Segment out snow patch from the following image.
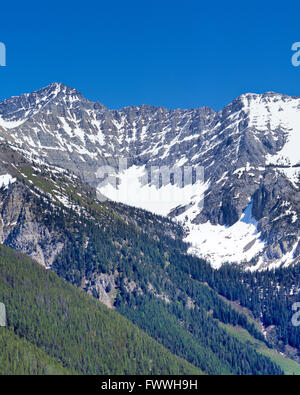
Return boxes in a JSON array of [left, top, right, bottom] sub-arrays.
[[97, 165, 208, 218], [185, 202, 265, 269], [0, 174, 16, 189], [0, 117, 26, 129]]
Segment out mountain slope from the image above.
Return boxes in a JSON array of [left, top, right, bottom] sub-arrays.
[[0, 243, 202, 375], [0, 328, 74, 375], [0, 153, 287, 374], [0, 84, 298, 269], [0, 85, 299, 375]]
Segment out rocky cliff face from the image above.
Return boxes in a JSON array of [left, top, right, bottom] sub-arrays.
[[0, 182, 64, 267], [0, 84, 299, 269]]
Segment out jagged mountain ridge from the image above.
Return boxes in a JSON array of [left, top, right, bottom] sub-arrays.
[[0, 83, 299, 269]]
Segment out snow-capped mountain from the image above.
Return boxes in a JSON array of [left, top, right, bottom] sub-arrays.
[[0, 83, 299, 269]]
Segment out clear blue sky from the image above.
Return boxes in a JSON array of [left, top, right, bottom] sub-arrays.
[[1, 0, 300, 110]]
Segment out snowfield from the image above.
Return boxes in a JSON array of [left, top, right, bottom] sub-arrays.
[[184, 202, 265, 269], [0, 174, 16, 189]]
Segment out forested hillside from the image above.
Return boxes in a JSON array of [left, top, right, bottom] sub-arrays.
[[185, 260, 300, 356], [0, 153, 298, 375], [51, 210, 284, 374], [0, 329, 74, 375], [0, 244, 202, 375]]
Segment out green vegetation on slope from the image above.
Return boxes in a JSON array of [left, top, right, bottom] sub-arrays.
[[0, 244, 201, 375], [183, 259, 300, 361], [219, 323, 300, 376], [0, 328, 74, 375], [0, 154, 292, 375], [48, 200, 283, 374]]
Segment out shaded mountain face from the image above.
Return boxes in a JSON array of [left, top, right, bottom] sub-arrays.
[[0, 83, 299, 269]]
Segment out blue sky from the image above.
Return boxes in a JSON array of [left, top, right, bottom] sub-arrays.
[[0, 0, 300, 110]]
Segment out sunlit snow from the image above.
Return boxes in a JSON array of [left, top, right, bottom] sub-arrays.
[[184, 202, 265, 269], [0, 174, 16, 189], [97, 165, 208, 218]]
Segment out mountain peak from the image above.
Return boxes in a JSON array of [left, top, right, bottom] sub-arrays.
[[34, 82, 83, 100], [234, 91, 300, 106], [0, 84, 298, 271]]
